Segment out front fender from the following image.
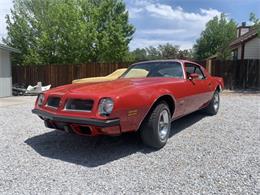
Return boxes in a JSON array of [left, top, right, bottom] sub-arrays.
[[114, 88, 176, 132]]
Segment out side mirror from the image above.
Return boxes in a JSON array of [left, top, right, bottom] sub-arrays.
[[188, 73, 199, 80]]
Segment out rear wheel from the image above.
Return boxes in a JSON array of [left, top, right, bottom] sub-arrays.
[[140, 102, 171, 149], [204, 90, 220, 115]]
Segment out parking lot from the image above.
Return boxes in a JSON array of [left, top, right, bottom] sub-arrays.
[[0, 92, 259, 194]]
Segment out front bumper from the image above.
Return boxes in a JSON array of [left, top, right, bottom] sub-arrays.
[[32, 109, 121, 136], [32, 109, 120, 127]]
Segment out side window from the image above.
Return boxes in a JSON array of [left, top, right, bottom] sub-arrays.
[[194, 67, 205, 79], [185, 63, 205, 80], [185, 65, 195, 76]]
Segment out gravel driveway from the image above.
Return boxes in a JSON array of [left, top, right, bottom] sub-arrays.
[[0, 93, 259, 194]]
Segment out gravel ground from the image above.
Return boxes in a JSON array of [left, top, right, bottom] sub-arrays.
[[0, 93, 259, 194]]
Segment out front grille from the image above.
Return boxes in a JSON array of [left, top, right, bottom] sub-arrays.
[[65, 99, 94, 112], [47, 97, 61, 108]]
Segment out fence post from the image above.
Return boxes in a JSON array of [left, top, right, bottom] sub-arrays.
[[206, 59, 212, 74]]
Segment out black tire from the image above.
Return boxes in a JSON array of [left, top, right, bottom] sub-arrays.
[[204, 90, 220, 115], [140, 102, 171, 149]]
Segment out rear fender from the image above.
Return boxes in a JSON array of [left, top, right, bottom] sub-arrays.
[[213, 76, 224, 91]]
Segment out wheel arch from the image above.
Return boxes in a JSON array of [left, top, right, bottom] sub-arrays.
[[151, 95, 175, 117], [215, 85, 222, 92], [137, 94, 176, 130]]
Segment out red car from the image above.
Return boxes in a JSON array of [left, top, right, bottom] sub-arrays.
[[32, 60, 224, 148]]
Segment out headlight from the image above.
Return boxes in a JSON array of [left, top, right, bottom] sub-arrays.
[[37, 94, 45, 106], [98, 98, 114, 116]]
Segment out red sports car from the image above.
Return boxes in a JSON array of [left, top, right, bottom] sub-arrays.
[[32, 60, 224, 148]]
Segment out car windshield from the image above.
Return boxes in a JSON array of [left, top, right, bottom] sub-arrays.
[[121, 61, 184, 79]]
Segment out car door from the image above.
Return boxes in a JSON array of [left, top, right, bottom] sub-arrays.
[[183, 63, 211, 114]]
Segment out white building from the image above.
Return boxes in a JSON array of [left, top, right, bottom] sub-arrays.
[[0, 44, 20, 97], [230, 23, 260, 60]]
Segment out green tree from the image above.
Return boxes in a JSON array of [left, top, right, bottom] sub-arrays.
[[3, 0, 134, 65], [158, 43, 179, 59], [130, 43, 193, 62], [193, 13, 237, 60], [249, 12, 260, 37], [131, 48, 147, 61], [177, 49, 193, 59], [93, 0, 135, 63], [146, 46, 161, 60]]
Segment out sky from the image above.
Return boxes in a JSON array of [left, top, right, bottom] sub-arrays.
[[0, 0, 259, 50]]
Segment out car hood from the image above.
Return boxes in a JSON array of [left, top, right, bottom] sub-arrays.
[[47, 77, 181, 97]]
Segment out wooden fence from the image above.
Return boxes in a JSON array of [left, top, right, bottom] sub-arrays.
[[12, 63, 130, 87], [12, 60, 260, 90], [210, 60, 260, 90]]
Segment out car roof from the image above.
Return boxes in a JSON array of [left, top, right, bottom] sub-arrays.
[[132, 59, 204, 68]]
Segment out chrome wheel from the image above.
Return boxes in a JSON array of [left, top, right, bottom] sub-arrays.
[[213, 92, 219, 111], [140, 102, 171, 149], [158, 109, 170, 140]]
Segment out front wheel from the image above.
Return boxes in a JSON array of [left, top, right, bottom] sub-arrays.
[[204, 90, 220, 115], [140, 102, 171, 149]]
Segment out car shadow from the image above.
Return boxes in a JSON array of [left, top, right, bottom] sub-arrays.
[[170, 111, 206, 137], [25, 111, 206, 167]]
